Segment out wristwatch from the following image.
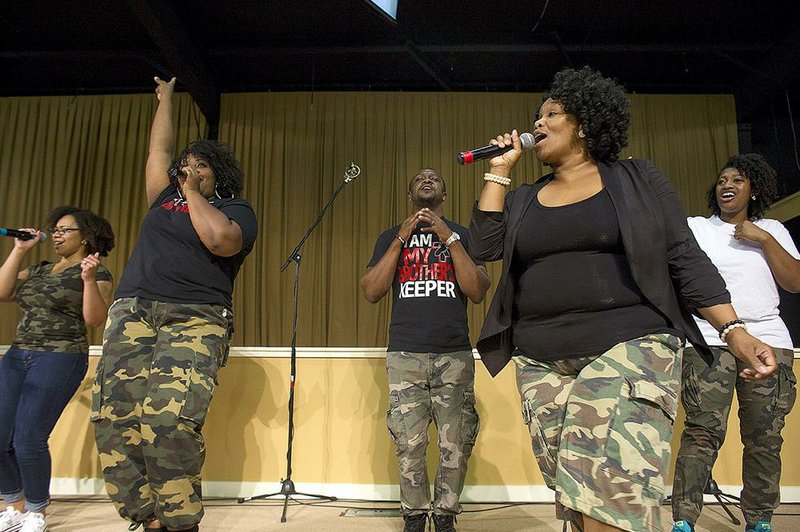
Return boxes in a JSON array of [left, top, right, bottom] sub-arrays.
[[444, 232, 461, 248]]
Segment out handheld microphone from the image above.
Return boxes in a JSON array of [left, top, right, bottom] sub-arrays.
[[457, 132, 535, 165], [0, 228, 47, 241]]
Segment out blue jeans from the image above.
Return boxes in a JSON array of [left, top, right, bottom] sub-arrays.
[[0, 347, 88, 512]]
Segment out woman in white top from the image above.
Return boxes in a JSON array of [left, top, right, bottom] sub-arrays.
[[671, 153, 800, 532]]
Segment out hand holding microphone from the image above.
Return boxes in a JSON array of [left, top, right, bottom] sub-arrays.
[[457, 130, 534, 165], [0, 228, 47, 242]]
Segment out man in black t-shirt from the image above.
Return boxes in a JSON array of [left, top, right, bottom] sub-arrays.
[[361, 168, 490, 532]]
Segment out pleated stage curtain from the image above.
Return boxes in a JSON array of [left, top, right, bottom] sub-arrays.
[[0, 93, 205, 345], [218, 91, 738, 347], [0, 91, 737, 348]]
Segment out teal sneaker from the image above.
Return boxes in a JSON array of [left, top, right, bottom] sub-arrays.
[[672, 520, 694, 532], [746, 521, 772, 532]]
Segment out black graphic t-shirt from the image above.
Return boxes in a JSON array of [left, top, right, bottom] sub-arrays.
[[368, 220, 477, 353], [116, 186, 258, 307]]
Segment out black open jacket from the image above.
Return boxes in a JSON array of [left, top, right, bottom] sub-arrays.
[[468, 159, 730, 377]]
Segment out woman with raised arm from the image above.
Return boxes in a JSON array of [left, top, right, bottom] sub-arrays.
[[92, 77, 258, 532], [468, 67, 777, 532], [0, 206, 114, 532], [672, 154, 799, 532]]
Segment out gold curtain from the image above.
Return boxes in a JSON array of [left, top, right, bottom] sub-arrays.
[[0, 91, 737, 348], [219, 91, 738, 347], [0, 93, 205, 345]]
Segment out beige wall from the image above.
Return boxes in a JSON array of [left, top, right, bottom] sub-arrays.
[[50, 352, 800, 492]]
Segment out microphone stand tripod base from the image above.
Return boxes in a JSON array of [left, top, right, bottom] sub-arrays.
[[237, 479, 337, 523], [704, 479, 741, 526]]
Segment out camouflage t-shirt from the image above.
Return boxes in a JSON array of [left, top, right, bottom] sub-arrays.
[[12, 260, 113, 354]]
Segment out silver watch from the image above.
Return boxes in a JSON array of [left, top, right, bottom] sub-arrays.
[[444, 231, 461, 247]]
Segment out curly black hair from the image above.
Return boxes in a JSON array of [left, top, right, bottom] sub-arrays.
[[707, 153, 778, 220], [45, 206, 115, 256], [168, 140, 245, 198], [542, 66, 630, 163]]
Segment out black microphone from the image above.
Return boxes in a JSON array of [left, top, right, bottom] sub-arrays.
[[457, 132, 535, 165], [0, 228, 47, 241]]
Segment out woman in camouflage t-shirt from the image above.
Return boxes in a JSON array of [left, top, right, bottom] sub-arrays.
[[0, 206, 114, 532]]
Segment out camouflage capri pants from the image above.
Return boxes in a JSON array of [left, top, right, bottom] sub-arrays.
[[91, 297, 233, 529], [672, 346, 797, 529], [515, 334, 683, 532], [386, 350, 480, 517]]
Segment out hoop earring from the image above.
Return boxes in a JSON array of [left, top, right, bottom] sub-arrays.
[[578, 128, 586, 139], [215, 184, 234, 199]]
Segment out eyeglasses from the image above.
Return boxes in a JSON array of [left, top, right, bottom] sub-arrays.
[[48, 227, 80, 236]]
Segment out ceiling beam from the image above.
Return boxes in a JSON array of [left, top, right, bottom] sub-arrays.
[[205, 43, 769, 56], [404, 40, 451, 90], [128, 0, 220, 137], [1, 43, 769, 60]]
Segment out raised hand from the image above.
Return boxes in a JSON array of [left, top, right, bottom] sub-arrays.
[[80, 252, 101, 282], [154, 76, 176, 101]]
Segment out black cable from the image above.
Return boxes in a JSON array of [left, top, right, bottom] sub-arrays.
[[530, 0, 551, 34], [786, 90, 800, 172]]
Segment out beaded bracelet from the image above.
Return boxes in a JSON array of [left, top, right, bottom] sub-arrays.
[[484, 173, 512, 186], [718, 319, 746, 342]]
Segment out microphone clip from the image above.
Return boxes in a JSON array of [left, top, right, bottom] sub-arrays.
[[343, 163, 361, 183]]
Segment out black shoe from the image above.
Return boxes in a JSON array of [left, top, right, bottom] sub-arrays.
[[432, 514, 456, 532], [403, 513, 428, 532], [129, 521, 165, 532]]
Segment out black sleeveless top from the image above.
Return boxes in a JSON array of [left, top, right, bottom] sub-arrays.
[[511, 188, 674, 360]]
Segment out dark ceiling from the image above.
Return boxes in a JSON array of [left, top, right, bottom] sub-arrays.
[[2, 0, 800, 132]]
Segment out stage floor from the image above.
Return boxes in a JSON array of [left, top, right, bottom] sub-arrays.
[[43, 496, 800, 531]]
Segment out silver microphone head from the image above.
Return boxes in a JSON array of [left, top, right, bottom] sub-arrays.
[[344, 163, 361, 183], [519, 132, 535, 151]]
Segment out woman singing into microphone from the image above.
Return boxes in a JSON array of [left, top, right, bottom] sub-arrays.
[[0, 206, 114, 532], [468, 66, 776, 532], [92, 77, 257, 532]]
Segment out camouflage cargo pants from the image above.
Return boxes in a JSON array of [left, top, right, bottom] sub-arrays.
[[91, 297, 232, 529], [515, 334, 683, 532], [386, 350, 480, 517], [672, 346, 797, 528]]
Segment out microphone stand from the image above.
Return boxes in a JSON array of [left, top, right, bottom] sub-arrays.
[[663, 476, 741, 526], [237, 163, 361, 523], [703, 478, 741, 525]]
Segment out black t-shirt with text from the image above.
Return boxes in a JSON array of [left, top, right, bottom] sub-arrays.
[[368, 220, 478, 353], [116, 186, 258, 307]]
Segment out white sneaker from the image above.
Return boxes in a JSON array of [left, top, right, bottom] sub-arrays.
[[0, 506, 26, 532], [18, 513, 45, 532]]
